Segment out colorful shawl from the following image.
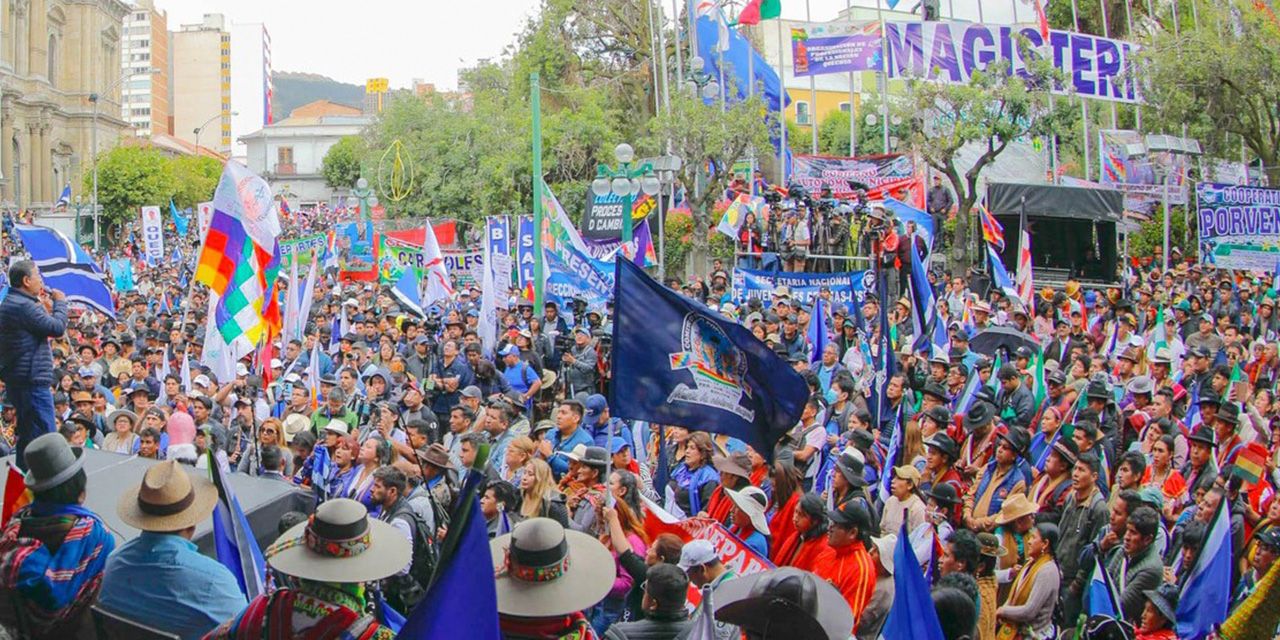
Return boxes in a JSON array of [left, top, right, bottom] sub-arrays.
[[203, 585, 394, 640], [0, 502, 115, 635]]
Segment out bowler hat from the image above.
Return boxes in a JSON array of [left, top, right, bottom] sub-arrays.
[[920, 381, 950, 403], [1216, 401, 1241, 426], [22, 432, 85, 492], [1085, 379, 1112, 401], [996, 427, 1030, 459], [923, 433, 958, 460], [925, 482, 961, 506], [923, 405, 953, 429], [962, 402, 995, 432], [1189, 424, 1217, 447]]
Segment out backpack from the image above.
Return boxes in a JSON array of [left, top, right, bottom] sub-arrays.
[[382, 500, 441, 612]]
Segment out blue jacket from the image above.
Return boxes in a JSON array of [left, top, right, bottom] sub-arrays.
[[0, 289, 66, 386]]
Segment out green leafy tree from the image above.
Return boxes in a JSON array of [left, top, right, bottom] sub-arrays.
[[1138, 0, 1280, 183], [895, 59, 1063, 267], [83, 146, 173, 244], [168, 155, 221, 210], [321, 135, 365, 190], [649, 93, 773, 276], [1130, 205, 1193, 261]]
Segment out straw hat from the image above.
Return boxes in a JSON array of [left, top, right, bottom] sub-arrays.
[[491, 517, 615, 618], [117, 460, 219, 532], [282, 413, 310, 444], [267, 498, 411, 584], [726, 486, 771, 535]]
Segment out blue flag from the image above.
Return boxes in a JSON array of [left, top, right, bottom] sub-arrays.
[[1086, 553, 1121, 617], [609, 259, 808, 459], [14, 224, 116, 318], [399, 488, 501, 639], [170, 199, 188, 236], [870, 269, 898, 431], [376, 590, 407, 634], [987, 244, 1020, 301], [884, 197, 935, 253], [55, 184, 71, 210], [909, 242, 936, 354], [207, 451, 267, 600], [391, 267, 425, 317], [807, 297, 828, 365], [883, 522, 946, 640], [693, 1, 789, 113], [1176, 489, 1233, 638]]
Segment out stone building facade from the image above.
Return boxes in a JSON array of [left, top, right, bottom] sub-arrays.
[[0, 0, 130, 211]]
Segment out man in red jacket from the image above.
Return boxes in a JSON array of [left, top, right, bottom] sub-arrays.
[[814, 499, 877, 632]]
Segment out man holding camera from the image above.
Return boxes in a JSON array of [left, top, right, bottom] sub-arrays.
[[780, 209, 811, 273], [866, 205, 901, 300]]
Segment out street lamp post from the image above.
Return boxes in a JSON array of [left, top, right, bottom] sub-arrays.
[[73, 195, 83, 243], [591, 144, 660, 246], [91, 67, 159, 250], [194, 111, 237, 157], [352, 177, 378, 222]]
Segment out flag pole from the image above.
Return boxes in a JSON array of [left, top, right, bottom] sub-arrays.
[[805, 0, 817, 154], [776, 16, 787, 185], [531, 72, 545, 317]]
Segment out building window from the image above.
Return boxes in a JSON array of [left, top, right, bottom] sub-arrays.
[[46, 35, 57, 87], [839, 102, 851, 113], [135, 12, 146, 20], [796, 101, 811, 125]]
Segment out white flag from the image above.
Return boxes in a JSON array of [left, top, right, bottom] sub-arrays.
[[282, 252, 300, 342], [201, 295, 239, 384], [479, 243, 498, 357], [422, 219, 455, 307], [180, 348, 192, 394], [294, 251, 320, 342]]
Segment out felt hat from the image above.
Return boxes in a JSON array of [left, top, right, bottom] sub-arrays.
[[1216, 401, 1242, 426], [22, 432, 85, 492], [490, 517, 615, 618], [1051, 437, 1080, 467], [1189, 424, 1218, 447], [923, 433, 958, 460], [1085, 378, 1112, 401], [712, 451, 753, 480], [714, 568, 854, 640], [832, 448, 868, 488], [997, 427, 1030, 459], [117, 460, 219, 532], [267, 498, 411, 584], [923, 405, 953, 430], [924, 482, 961, 506], [962, 402, 995, 432], [977, 532, 1007, 558], [994, 493, 1038, 525], [920, 380, 951, 403], [419, 443, 455, 470], [1142, 583, 1180, 624]]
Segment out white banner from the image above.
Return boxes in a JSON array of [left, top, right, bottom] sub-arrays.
[[141, 205, 164, 260], [197, 201, 214, 243]]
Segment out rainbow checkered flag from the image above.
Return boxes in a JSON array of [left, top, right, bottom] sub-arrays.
[[195, 161, 283, 380]]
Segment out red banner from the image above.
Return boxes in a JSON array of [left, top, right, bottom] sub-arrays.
[[641, 496, 774, 578]]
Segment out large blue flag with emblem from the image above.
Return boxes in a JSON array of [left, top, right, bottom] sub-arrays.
[[14, 224, 115, 318], [609, 259, 807, 458]]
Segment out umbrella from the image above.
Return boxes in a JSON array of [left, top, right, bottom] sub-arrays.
[[969, 326, 1041, 358]]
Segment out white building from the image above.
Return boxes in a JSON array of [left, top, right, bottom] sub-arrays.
[[170, 13, 229, 154], [239, 100, 371, 207], [229, 21, 272, 162]]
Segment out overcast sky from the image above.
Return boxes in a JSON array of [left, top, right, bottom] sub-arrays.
[[155, 0, 1028, 91]]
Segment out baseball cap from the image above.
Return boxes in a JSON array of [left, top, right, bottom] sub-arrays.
[[499, 344, 519, 357], [584, 394, 608, 423], [236, 362, 250, 377], [609, 436, 630, 454], [193, 374, 212, 388], [677, 539, 718, 570], [269, 358, 283, 369], [460, 386, 483, 399]]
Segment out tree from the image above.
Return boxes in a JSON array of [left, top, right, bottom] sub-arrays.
[[1138, 0, 1280, 183], [649, 93, 773, 276], [321, 135, 365, 190], [895, 59, 1062, 267], [169, 155, 221, 210], [83, 145, 173, 243]]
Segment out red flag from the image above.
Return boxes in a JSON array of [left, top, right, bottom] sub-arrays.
[[1, 464, 30, 527], [1035, 0, 1050, 39]]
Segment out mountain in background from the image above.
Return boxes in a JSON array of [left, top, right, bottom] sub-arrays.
[[272, 71, 365, 120]]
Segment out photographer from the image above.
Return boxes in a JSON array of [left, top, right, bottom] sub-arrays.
[[780, 209, 810, 273], [826, 204, 852, 271], [562, 326, 599, 396], [865, 205, 902, 300]]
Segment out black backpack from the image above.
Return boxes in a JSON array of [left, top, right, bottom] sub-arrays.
[[382, 500, 441, 612]]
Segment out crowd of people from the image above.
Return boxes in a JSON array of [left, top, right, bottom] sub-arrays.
[[0, 198, 1274, 640]]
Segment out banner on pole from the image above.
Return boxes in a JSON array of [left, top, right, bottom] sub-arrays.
[[141, 206, 164, 260], [110, 258, 135, 292], [279, 234, 327, 266], [791, 154, 916, 199], [1195, 182, 1280, 273], [733, 267, 870, 308], [517, 214, 535, 289], [486, 216, 512, 293], [197, 201, 213, 243], [337, 220, 376, 280], [581, 190, 656, 239], [1097, 129, 1189, 214], [883, 22, 1140, 104], [791, 21, 884, 76]]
